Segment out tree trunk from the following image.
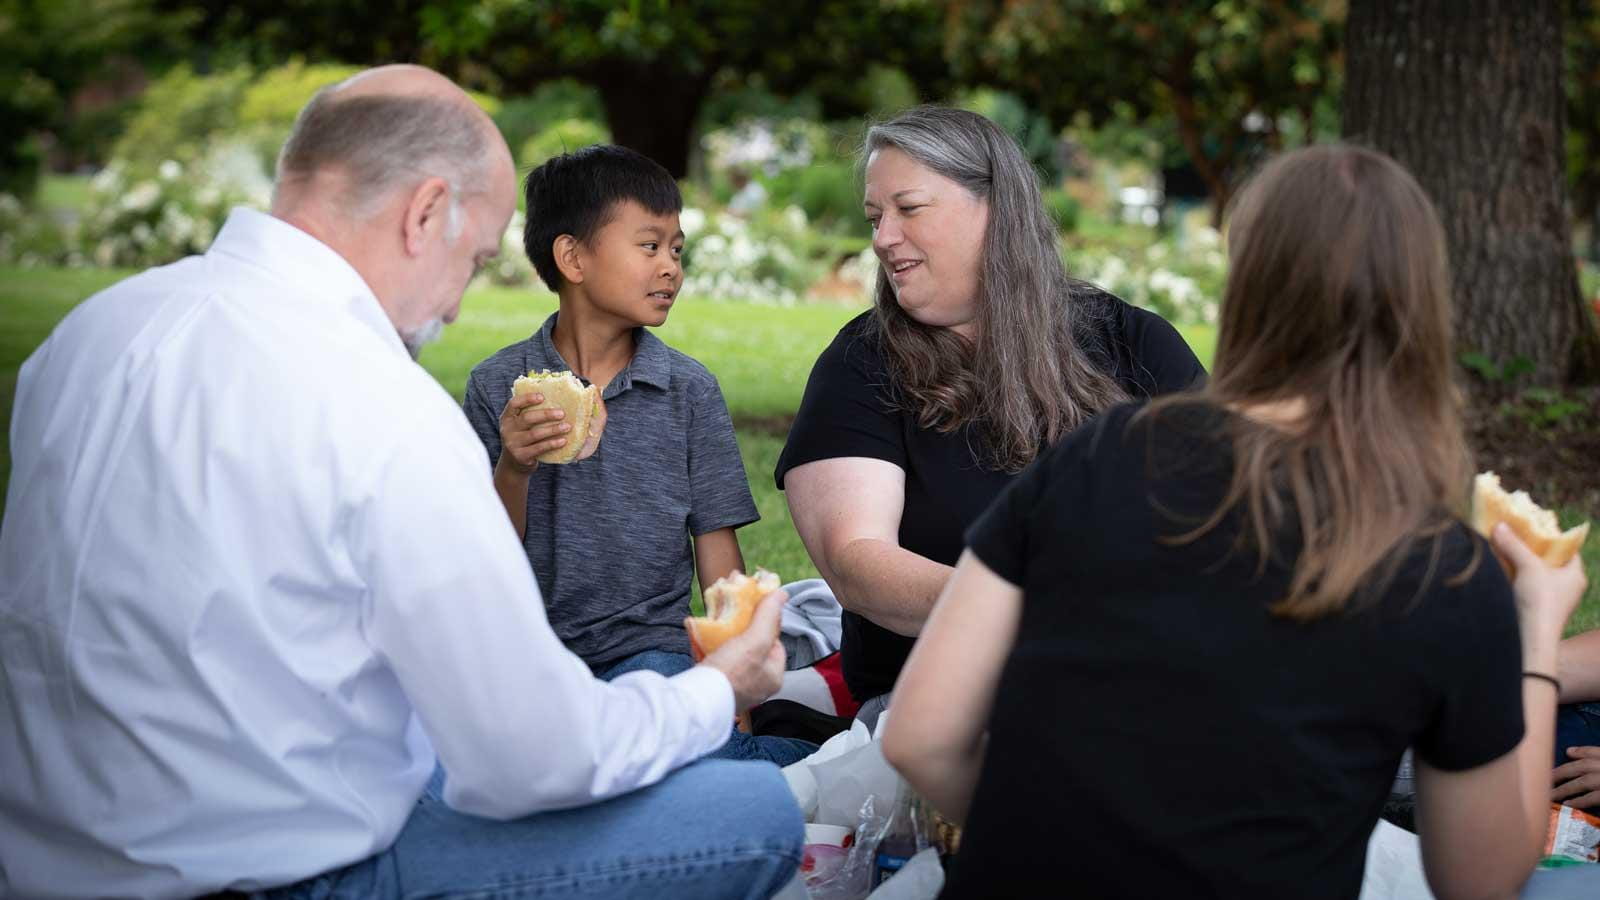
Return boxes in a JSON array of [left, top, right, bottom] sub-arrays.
[[1343, 0, 1600, 394], [590, 63, 713, 179]]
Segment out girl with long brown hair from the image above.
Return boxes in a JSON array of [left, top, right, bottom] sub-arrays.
[[883, 145, 1587, 897], [778, 106, 1205, 724]]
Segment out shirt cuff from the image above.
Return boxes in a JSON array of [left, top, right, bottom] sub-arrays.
[[670, 664, 737, 756]]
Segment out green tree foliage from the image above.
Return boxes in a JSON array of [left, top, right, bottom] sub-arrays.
[[0, 0, 183, 196], [111, 64, 254, 173], [155, 0, 432, 69], [415, 0, 954, 177], [957, 88, 1064, 182], [943, 0, 1345, 223], [494, 80, 607, 161], [113, 60, 499, 180]]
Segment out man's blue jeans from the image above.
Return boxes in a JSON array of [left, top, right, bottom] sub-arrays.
[[600, 649, 818, 767], [262, 761, 803, 899]]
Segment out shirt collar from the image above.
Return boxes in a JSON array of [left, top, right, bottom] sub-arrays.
[[533, 312, 672, 396], [207, 207, 408, 359]]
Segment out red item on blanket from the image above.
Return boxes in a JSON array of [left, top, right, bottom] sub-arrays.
[[771, 652, 859, 719]]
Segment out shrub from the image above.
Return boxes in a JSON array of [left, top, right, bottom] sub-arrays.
[[114, 61, 499, 183], [1065, 225, 1224, 326], [112, 64, 252, 176], [679, 205, 829, 305], [1043, 188, 1081, 234], [481, 210, 538, 288], [0, 192, 79, 267], [236, 61, 364, 171], [764, 162, 867, 239], [959, 88, 1062, 183], [495, 81, 606, 158], [76, 143, 270, 269], [519, 118, 611, 169]]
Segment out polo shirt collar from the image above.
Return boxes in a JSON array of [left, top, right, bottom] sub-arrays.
[[534, 312, 672, 395]]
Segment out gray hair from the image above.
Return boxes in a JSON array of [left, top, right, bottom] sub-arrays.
[[863, 105, 1128, 472], [274, 83, 490, 228]]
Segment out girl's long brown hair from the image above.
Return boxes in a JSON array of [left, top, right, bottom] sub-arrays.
[[1151, 144, 1473, 621], [864, 107, 1129, 472]]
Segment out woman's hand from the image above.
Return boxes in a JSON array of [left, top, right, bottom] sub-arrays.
[[1491, 523, 1587, 668]]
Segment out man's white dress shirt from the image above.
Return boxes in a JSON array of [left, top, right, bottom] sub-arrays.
[[0, 209, 735, 898]]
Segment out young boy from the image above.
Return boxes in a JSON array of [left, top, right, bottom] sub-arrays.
[[463, 145, 812, 764]]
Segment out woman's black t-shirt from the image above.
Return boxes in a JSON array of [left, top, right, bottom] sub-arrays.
[[944, 401, 1523, 898], [775, 287, 1207, 701]]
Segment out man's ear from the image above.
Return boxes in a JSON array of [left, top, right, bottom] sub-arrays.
[[401, 176, 452, 256], [552, 234, 584, 284]]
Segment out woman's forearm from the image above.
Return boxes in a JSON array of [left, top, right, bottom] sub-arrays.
[[1516, 677, 1560, 862], [882, 552, 1023, 826], [1519, 636, 1563, 860], [829, 538, 955, 636], [895, 736, 987, 826]]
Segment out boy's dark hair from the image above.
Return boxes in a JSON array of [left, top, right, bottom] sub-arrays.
[[522, 144, 682, 291]]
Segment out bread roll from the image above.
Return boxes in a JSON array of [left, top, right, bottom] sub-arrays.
[[686, 568, 781, 660], [1471, 471, 1589, 570], [511, 370, 601, 465]]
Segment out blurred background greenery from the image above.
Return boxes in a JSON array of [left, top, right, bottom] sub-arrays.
[[2, 0, 1597, 621]]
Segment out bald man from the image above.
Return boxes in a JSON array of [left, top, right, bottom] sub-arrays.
[[0, 66, 802, 899]]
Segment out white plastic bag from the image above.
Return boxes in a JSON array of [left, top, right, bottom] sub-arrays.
[[810, 739, 901, 829], [1358, 819, 1436, 900]]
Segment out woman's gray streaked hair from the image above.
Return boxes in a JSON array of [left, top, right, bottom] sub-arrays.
[[863, 105, 1128, 472], [274, 80, 490, 233]]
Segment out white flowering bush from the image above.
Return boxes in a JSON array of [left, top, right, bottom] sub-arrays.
[[479, 209, 538, 287], [1065, 225, 1225, 326], [838, 246, 880, 296], [77, 142, 270, 269], [76, 141, 270, 267], [679, 204, 832, 305], [0, 193, 81, 268], [701, 118, 828, 174]]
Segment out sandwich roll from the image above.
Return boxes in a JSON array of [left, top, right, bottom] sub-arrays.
[[686, 568, 781, 661], [511, 369, 602, 465], [1471, 471, 1589, 572]]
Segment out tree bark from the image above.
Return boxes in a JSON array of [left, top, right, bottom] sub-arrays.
[[589, 63, 714, 179], [1343, 0, 1600, 393]]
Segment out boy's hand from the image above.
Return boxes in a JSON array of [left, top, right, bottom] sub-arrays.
[[698, 590, 787, 711], [496, 391, 572, 475], [573, 392, 607, 462]]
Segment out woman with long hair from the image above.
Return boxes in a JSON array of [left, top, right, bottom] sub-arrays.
[[777, 106, 1205, 723], [881, 144, 1587, 897]]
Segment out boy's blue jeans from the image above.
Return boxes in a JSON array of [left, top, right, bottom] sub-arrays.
[[600, 649, 819, 767], [1555, 702, 1600, 766], [262, 761, 802, 899]]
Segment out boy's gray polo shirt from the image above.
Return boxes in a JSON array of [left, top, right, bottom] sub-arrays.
[[463, 312, 759, 672]]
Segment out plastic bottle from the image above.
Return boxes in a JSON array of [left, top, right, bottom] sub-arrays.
[[873, 782, 929, 888]]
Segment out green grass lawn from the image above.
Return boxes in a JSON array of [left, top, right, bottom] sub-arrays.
[[4, 264, 1595, 632]]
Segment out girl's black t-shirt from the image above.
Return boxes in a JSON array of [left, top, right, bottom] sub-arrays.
[[775, 288, 1208, 701], [945, 401, 1523, 898]]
